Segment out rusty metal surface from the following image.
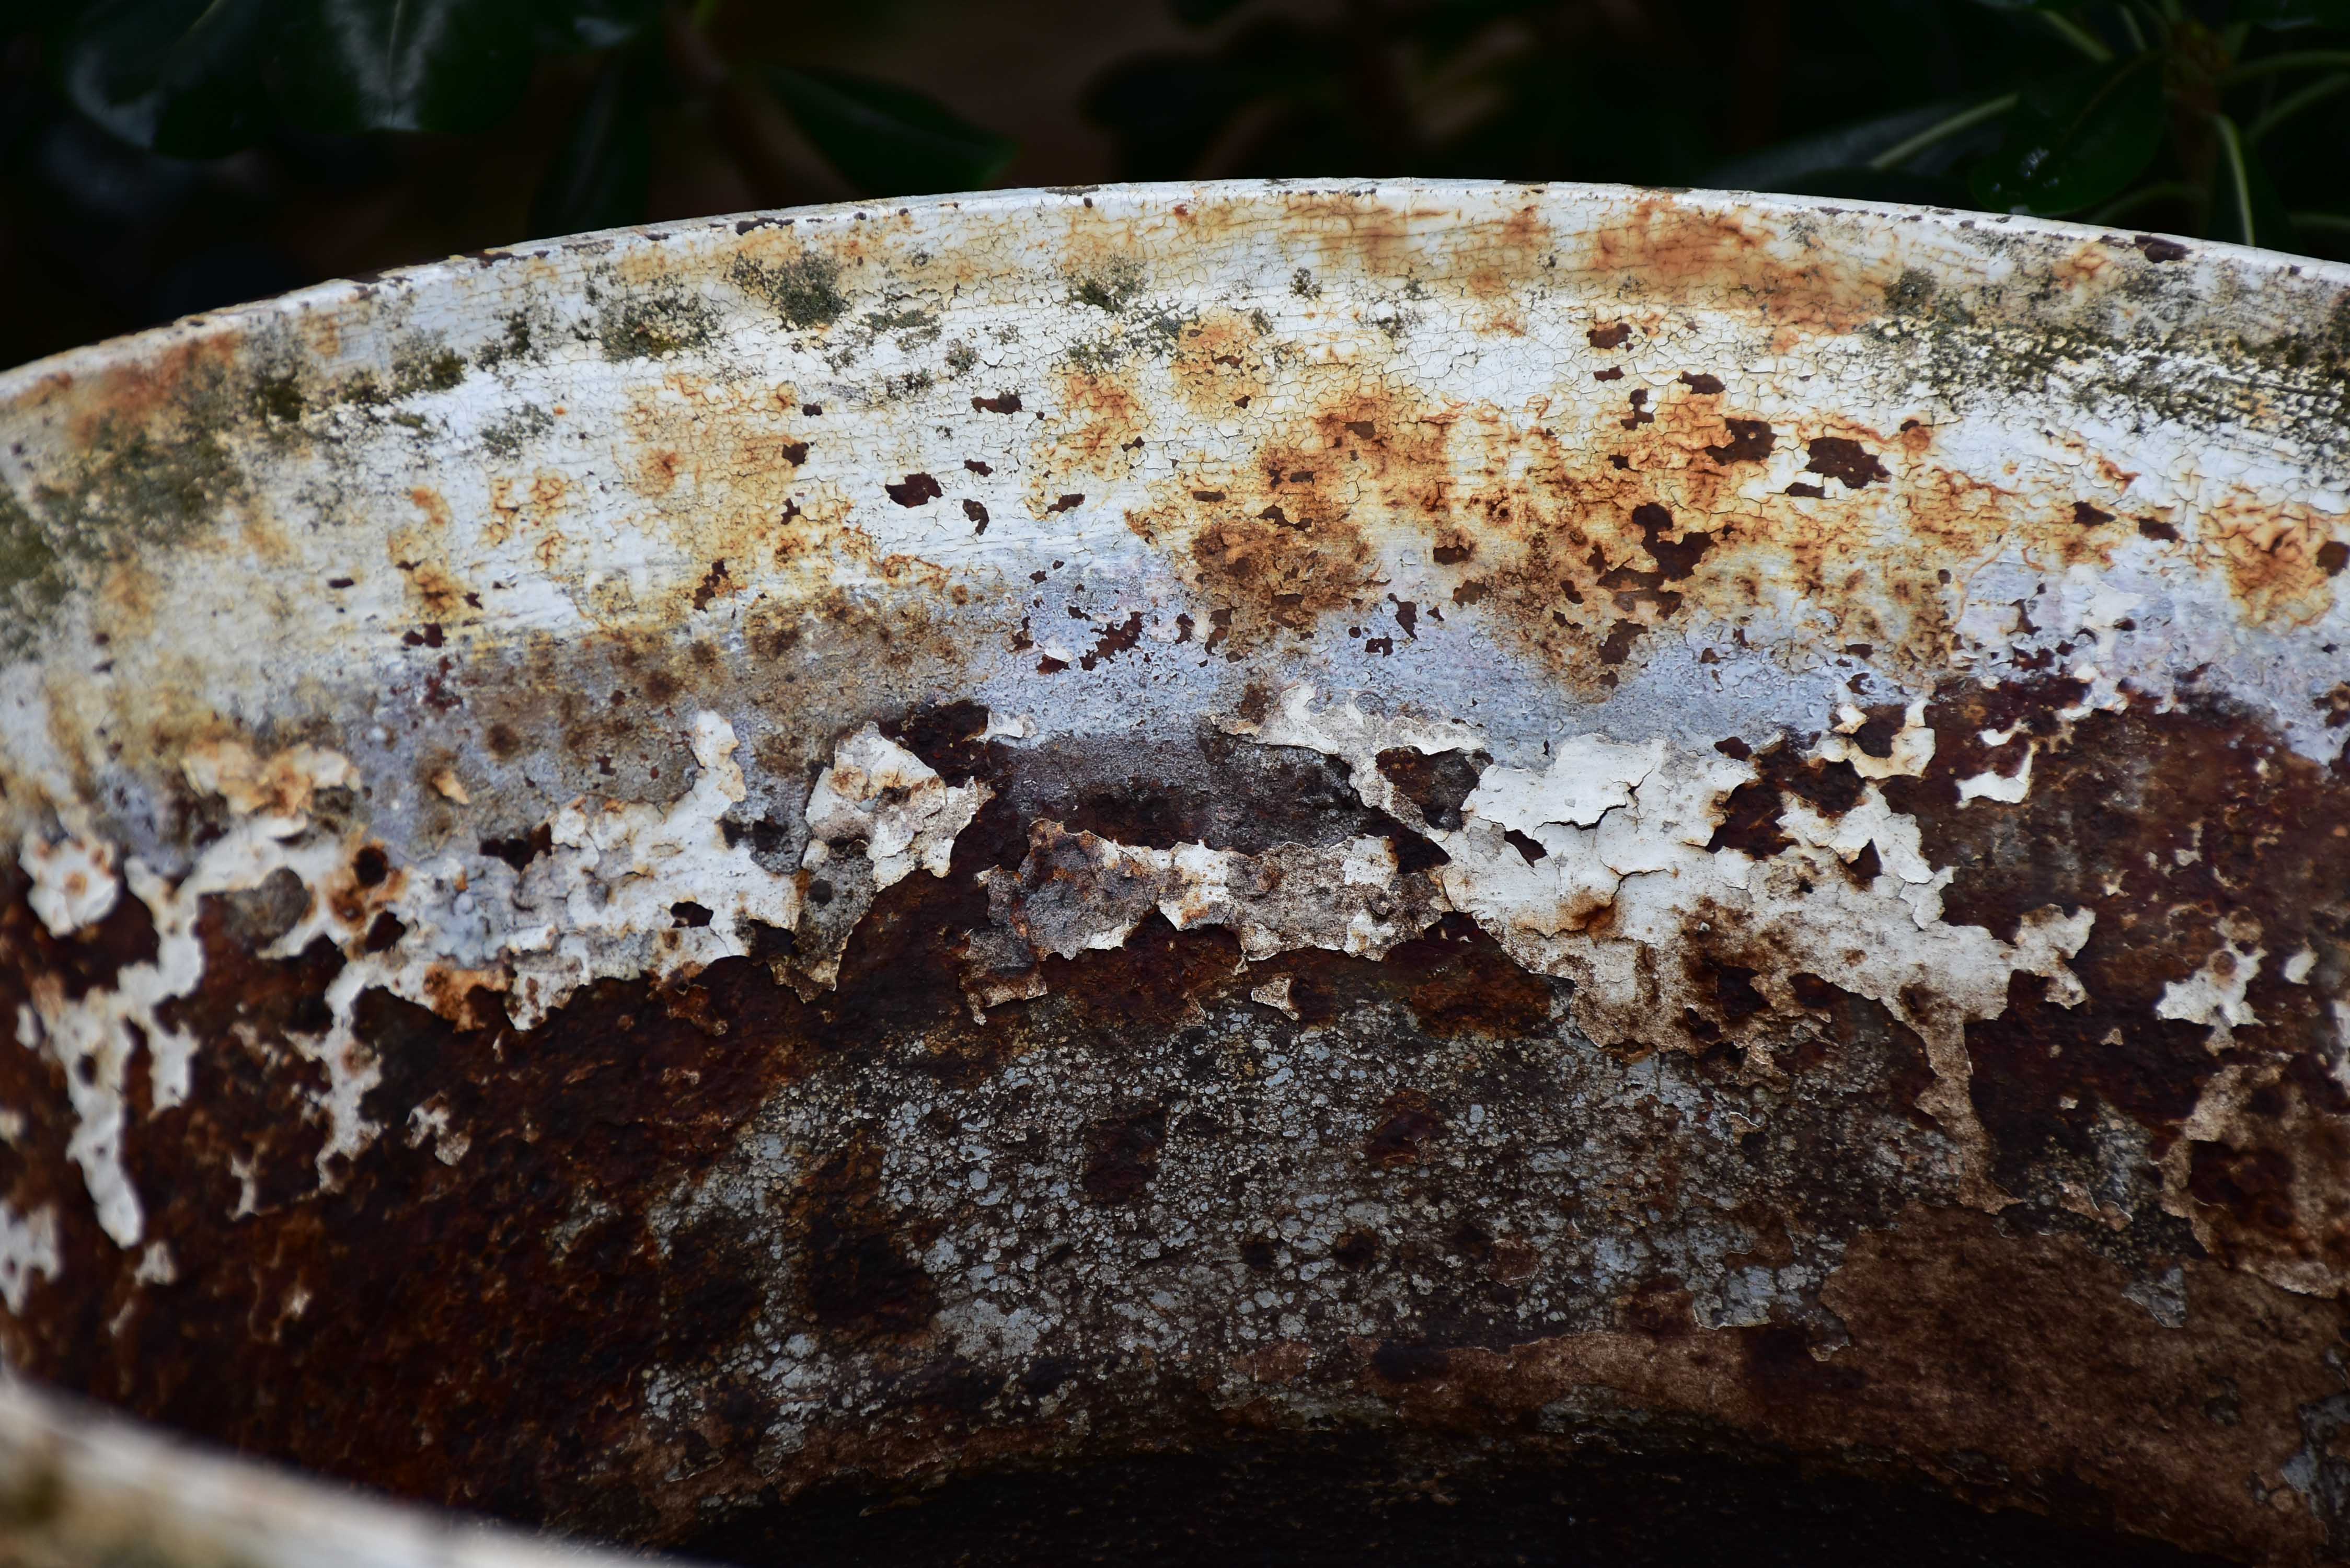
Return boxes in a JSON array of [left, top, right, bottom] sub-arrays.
[[0, 179, 2346, 1563]]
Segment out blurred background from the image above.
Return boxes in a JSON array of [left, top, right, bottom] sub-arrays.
[[2, 0, 2347, 370]]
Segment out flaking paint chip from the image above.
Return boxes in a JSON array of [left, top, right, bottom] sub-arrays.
[[1250, 975, 1300, 1020]]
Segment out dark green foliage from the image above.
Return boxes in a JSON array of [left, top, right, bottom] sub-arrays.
[[57, 0, 274, 156], [2239, 1, 2350, 25], [2211, 113, 2302, 247], [768, 67, 1017, 198], [529, 46, 656, 239], [1972, 58, 2165, 215], [273, 0, 537, 135], [30, 0, 1019, 211]]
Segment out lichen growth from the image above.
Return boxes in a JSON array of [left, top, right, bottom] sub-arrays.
[[596, 284, 719, 362], [728, 252, 847, 331]]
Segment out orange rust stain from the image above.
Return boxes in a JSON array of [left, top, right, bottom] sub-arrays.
[[1574, 198, 1898, 336], [639, 449, 684, 499], [417, 962, 507, 1031], [1131, 382, 1472, 647], [1460, 202, 1553, 311], [408, 488, 452, 530], [487, 479, 521, 548], [2092, 454, 2139, 491], [486, 471, 575, 551], [1242, 191, 1553, 291], [2049, 238, 2123, 295], [1170, 310, 1270, 417], [388, 495, 468, 620], [1110, 342, 2142, 687], [299, 312, 343, 363], [2201, 490, 2346, 627], [610, 376, 845, 618], [60, 332, 246, 448], [1038, 370, 1151, 485], [873, 551, 952, 591]]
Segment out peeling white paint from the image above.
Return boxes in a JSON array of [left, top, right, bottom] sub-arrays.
[[18, 832, 120, 937], [2156, 918, 2265, 1048], [9, 714, 998, 1248], [1238, 683, 2094, 1209], [502, 712, 812, 1025], [0, 1200, 59, 1313], [1815, 701, 1936, 780], [974, 823, 1443, 976], [1249, 975, 1299, 1020], [132, 1241, 176, 1287], [1956, 747, 2035, 806], [804, 725, 988, 893]]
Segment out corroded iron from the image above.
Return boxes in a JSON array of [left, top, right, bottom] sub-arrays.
[[0, 180, 2347, 1564]]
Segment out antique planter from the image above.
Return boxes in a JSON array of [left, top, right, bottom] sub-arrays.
[[1, 180, 2346, 1564]]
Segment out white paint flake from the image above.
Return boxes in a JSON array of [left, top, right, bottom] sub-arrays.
[[0, 1201, 59, 1313], [2155, 916, 2265, 1049], [804, 725, 989, 892], [1814, 701, 1936, 780], [1956, 746, 2035, 806], [972, 822, 1443, 980], [19, 832, 120, 936]]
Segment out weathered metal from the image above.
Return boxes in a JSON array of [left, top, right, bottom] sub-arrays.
[[0, 178, 2346, 1564]]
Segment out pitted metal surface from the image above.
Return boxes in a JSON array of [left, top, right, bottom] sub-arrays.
[[0, 180, 2347, 1563]]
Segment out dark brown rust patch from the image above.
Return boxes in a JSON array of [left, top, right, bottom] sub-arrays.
[[1364, 1089, 1445, 1169], [1882, 683, 2350, 1228], [886, 472, 943, 508], [1374, 747, 1490, 832], [1706, 732, 1868, 860], [1081, 1104, 1168, 1204], [0, 866, 158, 1004], [1706, 418, 1775, 465], [0, 947, 820, 1536], [1805, 437, 1889, 491], [1380, 915, 1559, 1040], [792, 1136, 940, 1340], [1078, 612, 1144, 671]]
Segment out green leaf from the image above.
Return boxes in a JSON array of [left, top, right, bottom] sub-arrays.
[[1170, 0, 1249, 23], [533, 0, 662, 54], [2236, 1, 2350, 27], [1707, 96, 2011, 193], [274, 0, 537, 135], [1970, 56, 2164, 215], [1708, 101, 1973, 190], [528, 45, 654, 239], [2209, 114, 2300, 249], [56, 0, 275, 156], [6, 0, 94, 34], [768, 67, 1016, 197], [1082, 54, 1261, 180]]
